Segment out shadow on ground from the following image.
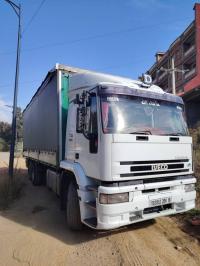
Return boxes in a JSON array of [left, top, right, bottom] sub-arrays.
[[0, 168, 155, 246]]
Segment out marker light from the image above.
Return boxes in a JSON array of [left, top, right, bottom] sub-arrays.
[[184, 184, 195, 192]]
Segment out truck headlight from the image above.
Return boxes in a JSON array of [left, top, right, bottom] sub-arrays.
[[184, 184, 195, 192], [99, 193, 129, 204]]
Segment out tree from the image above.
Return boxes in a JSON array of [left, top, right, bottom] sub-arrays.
[[0, 122, 11, 144], [16, 107, 23, 142], [0, 107, 23, 152], [0, 138, 9, 151]]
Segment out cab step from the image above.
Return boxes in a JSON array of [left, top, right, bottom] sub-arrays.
[[84, 217, 97, 228]]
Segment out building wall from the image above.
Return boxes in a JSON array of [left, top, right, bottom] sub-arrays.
[[184, 4, 200, 93], [147, 3, 200, 127]]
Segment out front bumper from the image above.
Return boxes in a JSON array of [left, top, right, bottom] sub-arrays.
[[96, 177, 196, 230]]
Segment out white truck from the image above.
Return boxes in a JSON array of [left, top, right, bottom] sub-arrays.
[[23, 64, 196, 230]]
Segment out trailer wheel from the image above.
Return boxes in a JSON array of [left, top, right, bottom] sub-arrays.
[[31, 163, 43, 186], [66, 181, 83, 230], [28, 161, 33, 180]]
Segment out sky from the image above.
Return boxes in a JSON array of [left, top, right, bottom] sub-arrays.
[[0, 0, 198, 122]]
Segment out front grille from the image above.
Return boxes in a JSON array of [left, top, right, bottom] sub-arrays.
[[119, 159, 190, 178], [142, 187, 171, 194], [131, 163, 184, 172], [143, 204, 172, 214], [143, 175, 193, 183], [120, 159, 189, 165], [120, 169, 189, 177]]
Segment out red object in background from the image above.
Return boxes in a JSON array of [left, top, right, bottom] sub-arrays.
[[190, 217, 200, 226]]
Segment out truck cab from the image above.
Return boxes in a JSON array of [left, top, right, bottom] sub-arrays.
[[62, 71, 196, 229]]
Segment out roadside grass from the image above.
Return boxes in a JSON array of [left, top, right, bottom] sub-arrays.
[[0, 169, 25, 210]]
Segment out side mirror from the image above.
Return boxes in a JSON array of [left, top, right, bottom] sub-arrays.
[[76, 106, 90, 134], [75, 94, 81, 104], [76, 107, 83, 133], [75, 91, 92, 106]]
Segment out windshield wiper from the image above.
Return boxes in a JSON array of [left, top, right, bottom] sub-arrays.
[[120, 127, 152, 135], [163, 132, 184, 136], [130, 130, 152, 135]]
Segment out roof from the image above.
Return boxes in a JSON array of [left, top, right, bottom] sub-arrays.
[[24, 64, 183, 113], [68, 72, 142, 91]]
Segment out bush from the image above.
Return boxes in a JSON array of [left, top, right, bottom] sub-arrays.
[[0, 173, 24, 210], [189, 127, 200, 178], [0, 138, 9, 152], [189, 126, 200, 211]]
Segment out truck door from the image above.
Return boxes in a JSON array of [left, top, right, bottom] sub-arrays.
[[74, 92, 100, 179]]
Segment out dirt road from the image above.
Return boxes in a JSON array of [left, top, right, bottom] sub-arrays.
[[0, 152, 9, 167], [0, 159, 200, 265], [0, 152, 25, 169]]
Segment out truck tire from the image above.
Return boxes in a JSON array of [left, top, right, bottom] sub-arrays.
[[31, 163, 43, 186], [66, 181, 83, 230], [28, 161, 33, 180]]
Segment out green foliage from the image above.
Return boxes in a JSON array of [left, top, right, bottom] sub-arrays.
[[189, 126, 200, 178], [189, 126, 200, 211], [0, 121, 11, 144], [186, 208, 200, 218], [0, 138, 9, 151], [16, 107, 23, 141], [0, 107, 23, 151]]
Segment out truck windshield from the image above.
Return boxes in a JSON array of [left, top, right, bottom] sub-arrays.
[[101, 95, 188, 135]]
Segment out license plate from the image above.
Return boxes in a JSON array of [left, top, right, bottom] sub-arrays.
[[150, 197, 172, 207]]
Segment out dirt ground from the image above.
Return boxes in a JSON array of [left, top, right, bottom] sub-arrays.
[[0, 152, 26, 170], [1, 153, 200, 266]]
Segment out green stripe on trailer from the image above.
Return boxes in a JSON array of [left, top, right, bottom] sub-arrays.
[[61, 72, 69, 159]]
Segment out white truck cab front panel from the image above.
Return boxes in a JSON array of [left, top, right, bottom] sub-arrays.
[[111, 134, 193, 181]]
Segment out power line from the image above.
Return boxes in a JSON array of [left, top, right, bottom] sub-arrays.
[[22, 0, 47, 35], [0, 17, 191, 56]]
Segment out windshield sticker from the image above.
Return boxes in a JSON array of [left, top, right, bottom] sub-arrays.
[[107, 96, 119, 102], [141, 99, 160, 106]]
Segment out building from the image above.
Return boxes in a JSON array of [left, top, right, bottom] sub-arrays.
[[147, 3, 200, 127]]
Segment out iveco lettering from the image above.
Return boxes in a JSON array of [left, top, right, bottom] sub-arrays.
[[152, 164, 168, 171]]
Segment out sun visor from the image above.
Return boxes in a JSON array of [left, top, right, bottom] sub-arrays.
[[98, 85, 184, 105]]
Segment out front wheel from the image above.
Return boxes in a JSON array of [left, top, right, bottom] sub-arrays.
[[66, 181, 83, 230]]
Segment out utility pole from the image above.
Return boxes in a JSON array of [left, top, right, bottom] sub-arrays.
[[4, 0, 21, 179], [171, 56, 176, 95], [157, 56, 189, 95]]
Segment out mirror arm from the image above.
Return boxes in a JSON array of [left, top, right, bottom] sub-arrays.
[[83, 132, 90, 140]]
